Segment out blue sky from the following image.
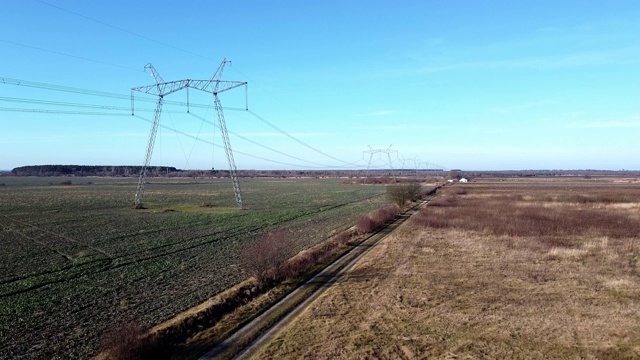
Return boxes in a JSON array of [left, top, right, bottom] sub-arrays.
[[1, 0, 639, 171]]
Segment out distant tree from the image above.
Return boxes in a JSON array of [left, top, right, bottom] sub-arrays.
[[10, 165, 178, 177], [386, 182, 423, 207]]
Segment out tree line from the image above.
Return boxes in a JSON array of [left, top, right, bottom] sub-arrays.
[[10, 165, 178, 177]]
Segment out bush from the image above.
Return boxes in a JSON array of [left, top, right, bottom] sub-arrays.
[[356, 215, 379, 235], [240, 229, 295, 287], [101, 321, 169, 360], [335, 231, 352, 247], [387, 183, 422, 207], [378, 204, 401, 219], [356, 204, 400, 235]]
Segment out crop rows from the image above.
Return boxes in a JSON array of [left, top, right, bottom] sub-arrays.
[[0, 177, 387, 359]]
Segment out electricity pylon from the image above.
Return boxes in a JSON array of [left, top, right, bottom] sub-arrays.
[[363, 145, 398, 183], [131, 59, 247, 209]]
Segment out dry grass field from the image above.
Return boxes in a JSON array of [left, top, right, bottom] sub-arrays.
[[251, 177, 640, 359]]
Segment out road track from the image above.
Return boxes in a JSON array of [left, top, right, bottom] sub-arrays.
[[198, 199, 430, 360]]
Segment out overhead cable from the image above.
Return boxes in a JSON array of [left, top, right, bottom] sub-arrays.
[[0, 39, 143, 73], [188, 113, 337, 168], [134, 115, 332, 169], [35, 0, 214, 62], [0, 78, 367, 169], [247, 110, 362, 167], [0, 77, 245, 111]]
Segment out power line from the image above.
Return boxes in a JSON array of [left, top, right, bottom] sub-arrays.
[[1, 77, 363, 168], [1, 78, 347, 167], [134, 115, 336, 169], [0, 105, 368, 169], [227, 64, 370, 168], [189, 113, 337, 168], [35, 0, 214, 62], [0, 101, 364, 168], [1, 76, 136, 100], [247, 110, 362, 167], [0, 96, 131, 111], [3, 4, 446, 170], [0, 39, 143, 73], [0, 78, 369, 169], [0, 97, 230, 116], [0, 77, 245, 111], [0, 106, 130, 116]]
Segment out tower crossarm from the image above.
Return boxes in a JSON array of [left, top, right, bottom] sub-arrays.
[[131, 80, 189, 97], [132, 79, 246, 97], [190, 80, 247, 95]]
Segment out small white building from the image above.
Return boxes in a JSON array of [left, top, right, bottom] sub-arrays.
[[447, 179, 454, 183], [459, 178, 468, 183]]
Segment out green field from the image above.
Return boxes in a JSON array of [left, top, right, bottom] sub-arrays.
[[0, 176, 388, 359]]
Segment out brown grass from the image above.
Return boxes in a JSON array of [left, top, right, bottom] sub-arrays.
[[415, 184, 640, 239], [356, 204, 401, 235], [249, 178, 640, 359]]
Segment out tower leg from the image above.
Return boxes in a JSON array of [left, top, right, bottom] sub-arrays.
[[134, 97, 163, 209], [214, 95, 244, 209]]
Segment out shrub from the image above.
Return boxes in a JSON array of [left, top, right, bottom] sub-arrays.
[[379, 204, 401, 219], [387, 183, 422, 207], [356, 215, 379, 235], [335, 231, 352, 247], [357, 204, 400, 235], [101, 321, 169, 360], [240, 229, 295, 287]]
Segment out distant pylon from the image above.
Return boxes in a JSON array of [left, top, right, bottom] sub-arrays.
[[363, 145, 398, 183]]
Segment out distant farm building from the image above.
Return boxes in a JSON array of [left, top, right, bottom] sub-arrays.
[[459, 178, 468, 183]]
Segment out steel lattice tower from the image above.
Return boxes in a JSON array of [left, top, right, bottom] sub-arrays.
[[131, 59, 247, 209], [363, 145, 398, 183]]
